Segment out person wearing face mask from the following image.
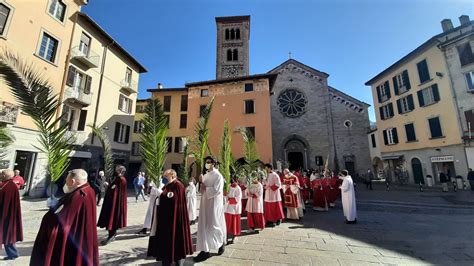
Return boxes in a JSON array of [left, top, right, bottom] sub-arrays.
[[147, 169, 193, 265], [0, 169, 23, 261], [30, 169, 98, 265], [194, 156, 226, 262], [339, 170, 357, 224], [97, 165, 128, 245]]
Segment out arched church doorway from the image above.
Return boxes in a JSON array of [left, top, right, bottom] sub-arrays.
[[283, 137, 308, 171], [411, 158, 424, 184], [288, 152, 304, 170]]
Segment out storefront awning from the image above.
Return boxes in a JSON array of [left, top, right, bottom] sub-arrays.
[[382, 155, 403, 160], [69, 151, 92, 159]]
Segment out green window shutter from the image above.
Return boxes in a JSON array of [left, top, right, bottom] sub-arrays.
[[402, 70, 411, 90], [432, 84, 440, 102], [396, 99, 402, 114], [417, 90, 425, 107], [393, 76, 399, 95]]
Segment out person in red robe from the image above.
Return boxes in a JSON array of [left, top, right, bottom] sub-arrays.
[[312, 176, 328, 211], [97, 165, 128, 245], [238, 178, 248, 217], [301, 173, 311, 204], [12, 170, 25, 190], [0, 169, 23, 261], [327, 172, 340, 207], [147, 169, 193, 265], [282, 169, 302, 220], [31, 169, 98, 266]]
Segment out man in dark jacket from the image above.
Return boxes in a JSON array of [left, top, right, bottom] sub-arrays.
[[467, 168, 474, 191]]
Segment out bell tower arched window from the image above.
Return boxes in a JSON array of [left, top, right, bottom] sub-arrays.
[[230, 29, 235, 40], [225, 29, 229, 40], [227, 49, 232, 61], [236, 28, 241, 40], [233, 49, 238, 61]]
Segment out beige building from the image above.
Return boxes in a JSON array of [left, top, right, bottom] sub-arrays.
[[0, 1, 146, 196], [365, 16, 472, 186]]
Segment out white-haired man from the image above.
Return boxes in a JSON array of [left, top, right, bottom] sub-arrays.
[[31, 169, 98, 265]]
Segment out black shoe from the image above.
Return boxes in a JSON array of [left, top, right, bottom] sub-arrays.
[[218, 244, 225, 255], [193, 251, 210, 262], [266, 222, 275, 228], [101, 235, 116, 245], [276, 220, 281, 225], [3, 257, 15, 261], [136, 228, 147, 235]]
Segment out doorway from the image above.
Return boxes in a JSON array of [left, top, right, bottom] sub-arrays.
[[411, 158, 424, 184], [14, 150, 37, 195], [288, 152, 303, 171], [344, 161, 355, 177]]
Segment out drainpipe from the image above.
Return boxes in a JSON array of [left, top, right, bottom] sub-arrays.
[[56, 11, 79, 120], [91, 41, 114, 145]]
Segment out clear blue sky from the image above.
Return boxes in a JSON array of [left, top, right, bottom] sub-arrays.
[[83, 0, 473, 122]]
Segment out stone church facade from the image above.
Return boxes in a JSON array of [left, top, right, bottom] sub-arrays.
[[268, 60, 371, 175]]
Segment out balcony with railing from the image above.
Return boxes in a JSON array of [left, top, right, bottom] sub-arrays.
[[0, 101, 19, 124], [121, 79, 138, 93], [70, 46, 100, 69], [65, 130, 88, 145], [64, 85, 92, 106]]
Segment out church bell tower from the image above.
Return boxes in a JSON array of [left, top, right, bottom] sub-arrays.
[[215, 16, 250, 79]]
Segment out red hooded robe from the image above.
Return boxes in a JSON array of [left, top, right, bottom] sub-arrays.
[[0, 180, 23, 248], [97, 175, 128, 231]]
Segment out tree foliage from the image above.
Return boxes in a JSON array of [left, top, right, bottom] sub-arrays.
[[140, 98, 168, 184], [88, 124, 114, 180], [190, 96, 215, 176], [0, 127, 14, 160], [234, 127, 261, 183], [0, 51, 71, 182]]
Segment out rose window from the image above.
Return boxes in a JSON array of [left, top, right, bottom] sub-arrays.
[[277, 89, 308, 118]]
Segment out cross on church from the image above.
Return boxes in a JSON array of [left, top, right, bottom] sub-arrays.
[[288, 51, 292, 59]]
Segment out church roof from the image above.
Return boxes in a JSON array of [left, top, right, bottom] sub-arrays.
[[267, 59, 329, 78], [328, 86, 370, 107], [185, 73, 278, 91], [215, 16, 250, 23]]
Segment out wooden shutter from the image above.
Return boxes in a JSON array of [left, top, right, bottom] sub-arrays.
[[432, 84, 440, 102], [384, 81, 391, 99], [371, 134, 376, 148], [429, 117, 442, 138], [465, 110, 474, 129], [393, 76, 399, 95], [402, 70, 411, 90], [77, 110, 87, 131], [417, 90, 425, 107], [376, 86, 382, 103], [388, 103, 394, 117], [84, 75, 92, 94], [405, 123, 416, 141], [127, 99, 132, 114], [407, 94, 415, 111], [174, 137, 180, 153], [396, 99, 402, 114], [118, 95, 124, 111], [66, 65, 76, 87], [379, 106, 385, 120], [383, 130, 388, 145], [124, 125, 130, 144], [392, 128, 399, 144], [114, 122, 120, 142]]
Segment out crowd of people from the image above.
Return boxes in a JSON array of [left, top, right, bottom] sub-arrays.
[[0, 159, 358, 264]]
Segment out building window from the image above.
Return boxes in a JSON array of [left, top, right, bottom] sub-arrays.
[[166, 137, 172, 153], [0, 3, 12, 36], [245, 83, 253, 92], [376, 81, 391, 103], [118, 94, 133, 114], [379, 103, 394, 120], [417, 84, 440, 107], [79, 32, 91, 56], [135, 104, 146, 113], [66, 65, 92, 94], [396, 94, 415, 114], [164, 115, 170, 128], [124, 67, 132, 85], [180, 95, 188, 111], [199, 105, 206, 117], [370, 133, 376, 148], [464, 71, 474, 92], [393, 70, 411, 95], [416, 59, 431, 84], [134, 120, 144, 133], [245, 126, 256, 139], [77, 110, 87, 131], [230, 29, 235, 40], [113, 122, 130, 144], [48, 0, 66, 22], [132, 142, 142, 156], [201, 89, 209, 97], [236, 28, 241, 40], [465, 110, 474, 132], [405, 123, 416, 142], [245, 100, 255, 114], [428, 117, 443, 138], [457, 42, 474, 67], [233, 49, 238, 61], [180, 114, 187, 128], [383, 128, 398, 145], [163, 96, 171, 112], [225, 29, 229, 40], [38, 32, 59, 63], [174, 137, 187, 153], [227, 49, 232, 61]]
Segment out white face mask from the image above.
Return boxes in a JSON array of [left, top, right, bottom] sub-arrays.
[[63, 183, 73, 194], [205, 163, 212, 170], [339, 176, 344, 180]]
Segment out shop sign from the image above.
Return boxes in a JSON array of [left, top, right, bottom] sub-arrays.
[[430, 156, 454, 163]]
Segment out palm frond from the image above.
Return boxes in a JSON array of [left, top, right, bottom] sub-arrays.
[[88, 124, 114, 181], [178, 143, 190, 186], [219, 120, 232, 192], [0, 50, 71, 182], [0, 127, 14, 160], [190, 96, 215, 175], [235, 127, 261, 181], [140, 98, 168, 184]]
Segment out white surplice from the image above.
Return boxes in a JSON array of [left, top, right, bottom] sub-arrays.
[[246, 183, 264, 213], [144, 180, 164, 229], [186, 182, 198, 221], [224, 185, 242, 215], [196, 168, 227, 252], [264, 172, 282, 202], [340, 175, 357, 221]]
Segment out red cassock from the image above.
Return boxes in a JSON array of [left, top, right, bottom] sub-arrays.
[[239, 184, 248, 216], [147, 180, 193, 262], [0, 180, 23, 248], [301, 176, 311, 202], [30, 183, 98, 266], [327, 176, 340, 205], [312, 179, 327, 209], [97, 176, 127, 231], [283, 177, 300, 208]]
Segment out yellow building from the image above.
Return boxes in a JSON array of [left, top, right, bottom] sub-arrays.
[[365, 16, 472, 186], [0, 2, 146, 196]]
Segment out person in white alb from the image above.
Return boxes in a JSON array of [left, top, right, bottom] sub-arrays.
[[246, 178, 265, 231], [263, 164, 284, 227], [137, 179, 164, 235], [194, 156, 226, 262], [186, 177, 198, 225], [339, 170, 357, 224], [224, 177, 242, 243]]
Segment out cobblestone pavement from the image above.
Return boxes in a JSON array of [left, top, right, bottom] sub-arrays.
[[2, 187, 474, 265]]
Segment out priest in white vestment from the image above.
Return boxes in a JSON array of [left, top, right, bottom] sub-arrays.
[[194, 156, 226, 263], [186, 178, 198, 224], [137, 179, 164, 235], [339, 170, 357, 224]]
